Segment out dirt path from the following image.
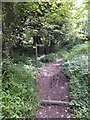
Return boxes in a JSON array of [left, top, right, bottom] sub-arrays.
[[35, 58, 73, 118]]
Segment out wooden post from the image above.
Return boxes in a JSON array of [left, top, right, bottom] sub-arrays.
[[35, 43, 44, 66], [36, 43, 38, 66]]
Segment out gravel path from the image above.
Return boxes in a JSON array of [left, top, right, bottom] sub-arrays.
[[35, 58, 73, 118]]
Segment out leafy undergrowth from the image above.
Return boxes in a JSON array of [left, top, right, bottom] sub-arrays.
[[2, 42, 89, 119], [62, 42, 89, 118], [11, 52, 43, 68], [2, 54, 39, 119], [38, 48, 68, 63]]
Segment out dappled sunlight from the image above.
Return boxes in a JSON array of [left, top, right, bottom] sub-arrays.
[[65, 96, 68, 99], [56, 58, 63, 62], [43, 71, 51, 77], [61, 114, 64, 118], [36, 56, 73, 118], [3, 0, 88, 118], [53, 63, 60, 66]]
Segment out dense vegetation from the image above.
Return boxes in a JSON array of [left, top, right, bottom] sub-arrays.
[[1, 0, 89, 119], [62, 42, 89, 118], [2, 55, 39, 118]]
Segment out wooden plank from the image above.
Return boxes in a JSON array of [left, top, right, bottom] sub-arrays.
[[33, 46, 36, 48], [33, 44, 44, 48], [36, 44, 44, 47], [41, 100, 69, 106]]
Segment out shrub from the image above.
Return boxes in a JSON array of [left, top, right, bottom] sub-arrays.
[[62, 42, 89, 118], [64, 42, 89, 62], [2, 59, 39, 118], [38, 53, 58, 63], [38, 48, 68, 63]]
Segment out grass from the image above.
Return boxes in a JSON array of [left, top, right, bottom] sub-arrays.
[[2, 53, 40, 119]]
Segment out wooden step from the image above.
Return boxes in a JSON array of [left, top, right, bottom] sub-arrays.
[[41, 100, 69, 106]]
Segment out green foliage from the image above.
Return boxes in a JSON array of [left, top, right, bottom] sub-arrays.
[[38, 48, 68, 63], [11, 52, 33, 65], [2, 57, 39, 118], [2, 1, 75, 56], [2, 1, 89, 119], [38, 53, 58, 63], [72, 42, 88, 54], [62, 42, 89, 118], [2, 1, 88, 58], [63, 42, 88, 61]]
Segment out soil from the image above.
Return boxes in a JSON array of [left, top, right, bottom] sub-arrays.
[[35, 58, 73, 118]]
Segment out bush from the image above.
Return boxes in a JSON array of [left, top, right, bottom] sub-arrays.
[[64, 42, 89, 62], [38, 48, 68, 63], [38, 53, 58, 63], [10, 52, 33, 65], [62, 42, 89, 118], [2, 59, 39, 118]]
